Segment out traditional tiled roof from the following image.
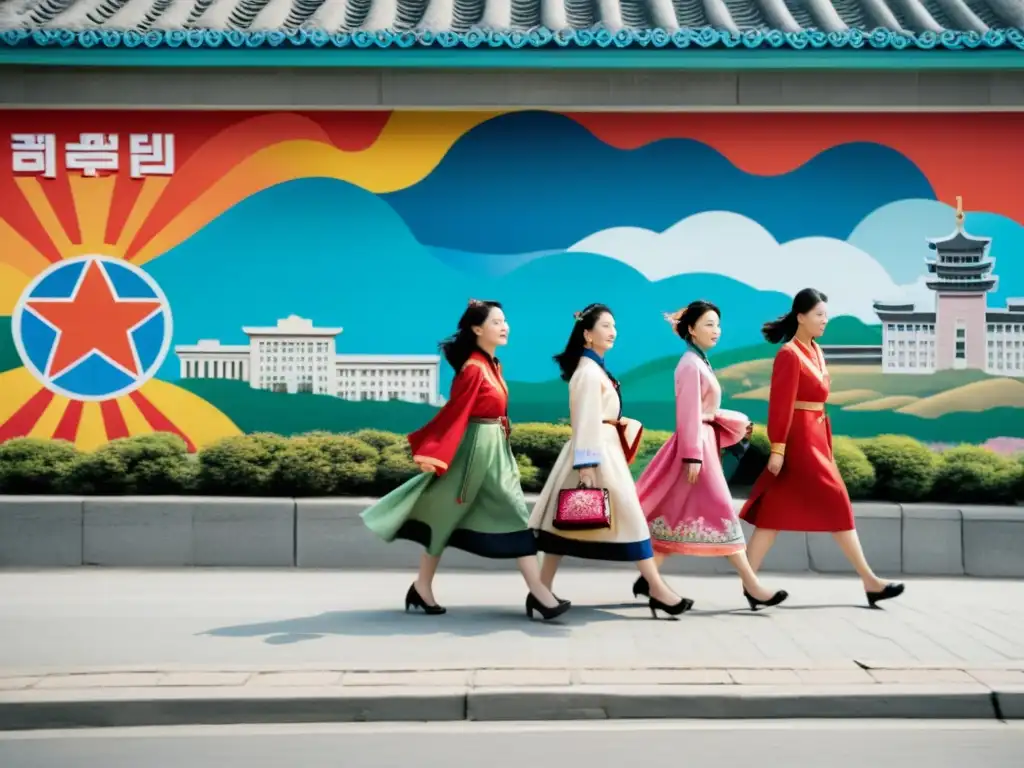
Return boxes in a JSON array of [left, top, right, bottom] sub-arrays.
[[0, 0, 1023, 50]]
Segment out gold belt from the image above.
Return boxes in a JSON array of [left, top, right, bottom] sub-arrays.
[[794, 400, 827, 423], [794, 401, 825, 411]]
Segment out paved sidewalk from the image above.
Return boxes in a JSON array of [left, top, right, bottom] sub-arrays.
[[0, 569, 1022, 727]]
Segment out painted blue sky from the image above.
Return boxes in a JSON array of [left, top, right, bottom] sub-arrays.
[[147, 178, 792, 385], [381, 110, 936, 254]]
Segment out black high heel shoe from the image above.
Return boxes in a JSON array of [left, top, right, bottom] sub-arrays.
[[405, 584, 446, 615], [632, 576, 650, 599], [744, 588, 789, 611], [867, 582, 905, 608], [648, 595, 694, 619], [526, 593, 572, 621]]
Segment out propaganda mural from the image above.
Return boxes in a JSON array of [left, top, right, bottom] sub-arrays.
[[1, 110, 1023, 454]]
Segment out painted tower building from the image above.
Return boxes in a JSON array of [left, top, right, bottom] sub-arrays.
[[873, 199, 1024, 377]]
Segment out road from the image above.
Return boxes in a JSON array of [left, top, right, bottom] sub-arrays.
[[1, 569, 1022, 669], [1, 721, 1022, 767]]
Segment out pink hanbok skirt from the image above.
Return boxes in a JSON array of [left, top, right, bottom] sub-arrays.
[[636, 418, 746, 557]]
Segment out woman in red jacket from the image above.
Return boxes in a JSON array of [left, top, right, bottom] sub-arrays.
[[361, 300, 570, 622], [739, 288, 904, 608]]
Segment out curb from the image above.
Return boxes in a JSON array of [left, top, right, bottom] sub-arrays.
[[8, 495, 1024, 577], [0, 684, 1018, 730]]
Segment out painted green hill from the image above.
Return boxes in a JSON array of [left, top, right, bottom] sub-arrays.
[[0, 317, 18, 374], [511, 316, 882, 404], [170, 312, 1018, 445], [176, 379, 436, 435]]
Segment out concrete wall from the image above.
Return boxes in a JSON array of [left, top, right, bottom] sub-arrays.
[[2, 68, 1023, 109], [1, 495, 1021, 576]]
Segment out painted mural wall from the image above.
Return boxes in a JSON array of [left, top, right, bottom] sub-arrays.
[[1, 110, 1023, 454]]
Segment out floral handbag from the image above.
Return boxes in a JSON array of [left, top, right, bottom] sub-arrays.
[[553, 483, 612, 530]]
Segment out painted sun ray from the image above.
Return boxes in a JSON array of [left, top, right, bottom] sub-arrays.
[[27, 392, 72, 440], [0, 370, 50, 432], [0, 217, 53, 277], [99, 399, 130, 441], [0, 387, 55, 443], [134, 379, 241, 451], [52, 399, 84, 443], [74, 401, 107, 452], [113, 393, 155, 439], [0, 263, 32, 316], [14, 178, 74, 256], [67, 175, 117, 253], [128, 388, 196, 451], [114, 177, 172, 256]]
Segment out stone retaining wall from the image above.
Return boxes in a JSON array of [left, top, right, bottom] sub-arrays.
[[0, 496, 1021, 577]]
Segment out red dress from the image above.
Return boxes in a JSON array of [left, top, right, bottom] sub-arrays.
[[407, 350, 510, 478], [739, 339, 855, 532]]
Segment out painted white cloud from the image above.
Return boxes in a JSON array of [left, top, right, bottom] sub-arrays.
[[567, 210, 926, 323]]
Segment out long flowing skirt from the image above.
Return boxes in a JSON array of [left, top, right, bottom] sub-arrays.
[[739, 411, 854, 533], [639, 423, 746, 557], [361, 420, 537, 558], [529, 423, 654, 562]]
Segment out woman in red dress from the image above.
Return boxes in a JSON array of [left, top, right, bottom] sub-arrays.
[[739, 288, 905, 608]]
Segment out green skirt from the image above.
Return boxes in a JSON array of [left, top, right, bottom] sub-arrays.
[[361, 420, 537, 558]]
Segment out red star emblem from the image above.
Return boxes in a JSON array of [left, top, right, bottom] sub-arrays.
[[27, 260, 163, 380]]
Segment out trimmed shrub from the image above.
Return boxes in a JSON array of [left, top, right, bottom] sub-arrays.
[[509, 422, 571, 470], [629, 429, 672, 480], [931, 445, 1023, 505], [68, 433, 197, 495], [832, 436, 876, 500], [197, 433, 290, 496], [0, 437, 79, 494], [350, 428, 403, 453], [1018, 454, 1024, 502], [859, 434, 938, 502], [277, 433, 379, 496], [376, 442, 420, 490], [516, 454, 542, 492]]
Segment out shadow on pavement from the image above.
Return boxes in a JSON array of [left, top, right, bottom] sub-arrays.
[[200, 604, 642, 645]]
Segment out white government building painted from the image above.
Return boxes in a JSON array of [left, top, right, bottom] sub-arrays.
[[174, 315, 444, 406]]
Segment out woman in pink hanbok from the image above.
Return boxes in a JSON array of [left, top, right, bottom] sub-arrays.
[[634, 301, 789, 611]]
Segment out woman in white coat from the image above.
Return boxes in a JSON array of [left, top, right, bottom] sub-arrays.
[[529, 303, 694, 618]]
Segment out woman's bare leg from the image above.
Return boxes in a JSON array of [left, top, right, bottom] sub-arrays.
[[746, 528, 779, 573], [636, 558, 683, 605], [832, 530, 887, 592], [727, 551, 776, 600], [413, 553, 441, 605], [540, 553, 562, 591], [517, 556, 561, 608]]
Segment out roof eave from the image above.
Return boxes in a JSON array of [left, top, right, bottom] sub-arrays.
[[2, 45, 1024, 70]]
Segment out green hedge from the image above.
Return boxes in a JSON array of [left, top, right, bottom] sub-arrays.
[[0, 424, 1021, 504]]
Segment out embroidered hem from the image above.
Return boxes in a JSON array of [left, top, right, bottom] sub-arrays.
[[652, 540, 746, 557]]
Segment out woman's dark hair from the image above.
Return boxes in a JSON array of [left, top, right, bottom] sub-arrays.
[[438, 300, 502, 372], [761, 288, 828, 344], [672, 300, 721, 342], [553, 303, 613, 382]]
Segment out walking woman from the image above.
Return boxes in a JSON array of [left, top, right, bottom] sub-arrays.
[[529, 303, 694, 619], [361, 300, 571, 622], [635, 301, 789, 611], [739, 288, 905, 607]]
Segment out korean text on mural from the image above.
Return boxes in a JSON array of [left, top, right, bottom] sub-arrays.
[[10, 133, 176, 179]]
